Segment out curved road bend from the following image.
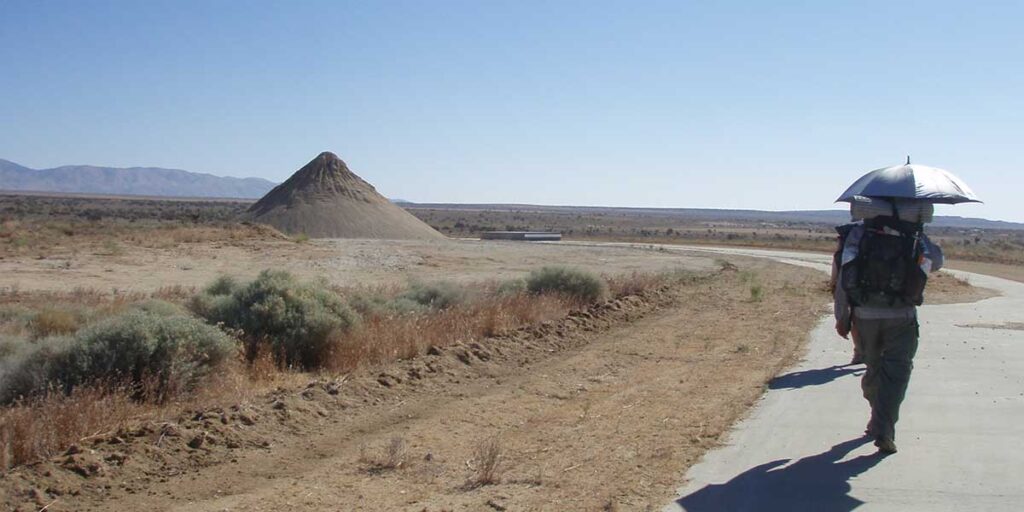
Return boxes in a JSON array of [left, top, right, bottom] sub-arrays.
[[670, 246, 1024, 511], [556, 242, 1024, 511]]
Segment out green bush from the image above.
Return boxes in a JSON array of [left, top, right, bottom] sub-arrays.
[[190, 270, 358, 369], [749, 284, 764, 302], [129, 299, 189, 317], [204, 275, 240, 296], [0, 305, 34, 326], [386, 297, 430, 315], [347, 290, 426, 317], [495, 278, 527, 296], [0, 311, 234, 403], [526, 266, 608, 303], [0, 336, 18, 360], [0, 335, 77, 402], [399, 281, 466, 310]]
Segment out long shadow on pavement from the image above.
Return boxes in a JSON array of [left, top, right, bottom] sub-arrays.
[[769, 364, 863, 390], [674, 436, 885, 512]]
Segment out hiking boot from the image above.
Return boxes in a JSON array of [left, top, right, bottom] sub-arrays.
[[874, 437, 897, 454]]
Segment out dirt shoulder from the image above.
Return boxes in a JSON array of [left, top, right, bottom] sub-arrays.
[[924, 270, 999, 304], [2, 257, 826, 512], [945, 260, 1024, 285]]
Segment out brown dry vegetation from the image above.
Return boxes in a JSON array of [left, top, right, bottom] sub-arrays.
[[0, 194, 266, 258], [335, 292, 571, 372], [0, 257, 827, 512], [0, 267, 675, 474], [0, 365, 279, 472]]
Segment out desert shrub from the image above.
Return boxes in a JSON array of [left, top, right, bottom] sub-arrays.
[[0, 336, 78, 403], [346, 292, 392, 317], [360, 436, 408, 472], [0, 307, 33, 341], [190, 270, 358, 369], [0, 311, 234, 403], [0, 305, 34, 327], [387, 297, 430, 315], [129, 299, 189, 317], [29, 308, 81, 338], [749, 284, 764, 302], [188, 292, 237, 325], [70, 312, 234, 398], [399, 281, 466, 310], [204, 275, 240, 296], [346, 289, 427, 318], [526, 266, 608, 304], [495, 278, 527, 296], [345, 292, 387, 317], [0, 336, 21, 359], [468, 436, 504, 487]]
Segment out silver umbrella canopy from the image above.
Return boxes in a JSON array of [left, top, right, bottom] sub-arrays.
[[836, 158, 982, 204]]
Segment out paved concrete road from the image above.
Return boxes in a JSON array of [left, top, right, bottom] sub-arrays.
[[655, 246, 1024, 511]]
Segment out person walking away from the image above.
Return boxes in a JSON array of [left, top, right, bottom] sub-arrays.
[[833, 206, 943, 454]]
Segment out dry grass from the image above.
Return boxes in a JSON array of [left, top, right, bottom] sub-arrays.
[[331, 292, 570, 372], [151, 284, 197, 302], [0, 385, 141, 469], [0, 360, 280, 470], [29, 308, 80, 338], [0, 286, 146, 307], [467, 436, 504, 488], [360, 436, 409, 472], [1, 211, 281, 259], [0, 269, 676, 471]]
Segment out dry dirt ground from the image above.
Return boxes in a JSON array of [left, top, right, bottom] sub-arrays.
[[0, 238, 715, 293], [946, 260, 1024, 284], [0, 239, 993, 512]]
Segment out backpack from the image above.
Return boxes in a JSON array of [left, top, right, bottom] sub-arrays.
[[839, 217, 928, 308]]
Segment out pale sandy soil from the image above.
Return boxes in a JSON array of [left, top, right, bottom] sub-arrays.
[[946, 260, 1024, 284], [0, 238, 715, 293]]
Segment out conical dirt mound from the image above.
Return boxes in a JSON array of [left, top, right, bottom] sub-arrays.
[[246, 152, 444, 240]]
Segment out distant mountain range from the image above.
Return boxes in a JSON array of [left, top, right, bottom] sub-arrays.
[[2, 158, 1017, 230], [397, 202, 1024, 231], [0, 158, 277, 199]]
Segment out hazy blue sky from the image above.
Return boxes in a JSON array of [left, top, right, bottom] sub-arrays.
[[2, 1, 1021, 221]]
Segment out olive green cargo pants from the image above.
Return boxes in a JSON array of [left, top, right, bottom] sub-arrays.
[[857, 315, 919, 443]]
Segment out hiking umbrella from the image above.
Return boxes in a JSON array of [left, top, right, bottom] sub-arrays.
[[836, 159, 982, 204]]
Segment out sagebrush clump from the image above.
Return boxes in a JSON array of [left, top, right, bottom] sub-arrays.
[[190, 270, 358, 369], [526, 266, 608, 303], [495, 278, 527, 296], [0, 310, 234, 403], [399, 281, 466, 310]]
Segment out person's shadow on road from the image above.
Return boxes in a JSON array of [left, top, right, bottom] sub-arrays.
[[769, 364, 863, 390], [674, 436, 885, 512]]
